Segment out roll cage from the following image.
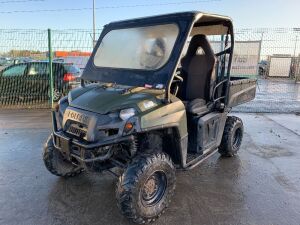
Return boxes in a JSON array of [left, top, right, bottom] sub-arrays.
[[81, 11, 234, 107], [167, 12, 234, 108]]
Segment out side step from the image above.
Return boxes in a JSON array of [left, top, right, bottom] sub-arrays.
[[182, 148, 218, 171]]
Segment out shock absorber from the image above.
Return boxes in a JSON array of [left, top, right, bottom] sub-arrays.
[[129, 135, 138, 157]]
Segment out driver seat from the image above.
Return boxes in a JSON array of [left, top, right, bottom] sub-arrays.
[[181, 35, 216, 115]]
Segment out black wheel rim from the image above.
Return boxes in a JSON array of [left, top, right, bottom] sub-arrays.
[[233, 127, 242, 149], [141, 171, 167, 207]]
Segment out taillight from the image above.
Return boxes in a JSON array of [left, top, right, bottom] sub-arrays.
[[63, 73, 76, 82]]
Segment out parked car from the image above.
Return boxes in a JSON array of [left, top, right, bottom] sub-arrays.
[[0, 57, 33, 66], [0, 57, 14, 69], [0, 61, 81, 102], [258, 60, 269, 77], [53, 58, 65, 63], [12, 57, 34, 65]]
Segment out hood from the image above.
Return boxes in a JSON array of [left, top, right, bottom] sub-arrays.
[[68, 84, 164, 114]]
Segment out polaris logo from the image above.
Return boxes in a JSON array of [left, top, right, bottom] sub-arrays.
[[66, 110, 89, 124]]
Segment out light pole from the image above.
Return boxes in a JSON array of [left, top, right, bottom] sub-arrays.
[[93, 0, 96, 47], [293, 35, 298, 58]]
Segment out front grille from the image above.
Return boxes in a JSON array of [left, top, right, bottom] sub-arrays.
[[67, 123, 87, 139], [64, 110, 118, 141]]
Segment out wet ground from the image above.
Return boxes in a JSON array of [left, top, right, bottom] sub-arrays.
[[0, 110, 300, 225]]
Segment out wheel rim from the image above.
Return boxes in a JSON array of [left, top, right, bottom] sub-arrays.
[[53, 89, 61, 101], [233, 127, 242, 149], [141, 171, 167, 207]]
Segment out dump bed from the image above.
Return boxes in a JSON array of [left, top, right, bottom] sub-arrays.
[[228, 77, 257, 107]]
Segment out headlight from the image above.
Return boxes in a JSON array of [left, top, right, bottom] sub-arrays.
[[119, 108, 136, 121]]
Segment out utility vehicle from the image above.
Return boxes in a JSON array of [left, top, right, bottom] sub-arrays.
[[43, 11, 256, 224]]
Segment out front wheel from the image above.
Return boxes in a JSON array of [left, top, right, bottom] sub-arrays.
[[218, 116, 244, 157], [43, 135, 83, 177], [116, 152, 176, 224]]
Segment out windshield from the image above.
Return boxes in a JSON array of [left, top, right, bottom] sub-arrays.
[[94, 24, 179, 70]]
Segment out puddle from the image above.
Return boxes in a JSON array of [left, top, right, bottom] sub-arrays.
[[255, 145, 293, 159]]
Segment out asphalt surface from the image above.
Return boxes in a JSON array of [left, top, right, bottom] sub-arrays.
[[0, 110, 300, 225]]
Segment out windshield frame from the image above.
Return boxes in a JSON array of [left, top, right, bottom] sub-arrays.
[[81, 14, 194, 89]]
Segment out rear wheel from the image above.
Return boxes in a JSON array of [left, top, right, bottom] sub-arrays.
[[116, 152, 176, 224], [43, 135, 83, 177], [219, 116, 244, 157]]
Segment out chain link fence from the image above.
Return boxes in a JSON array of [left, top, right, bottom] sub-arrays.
[[233, 28, 300, 113], [0, 28, 299, 113], [0, 29, 101, 108], [0, 30, 49, 108]]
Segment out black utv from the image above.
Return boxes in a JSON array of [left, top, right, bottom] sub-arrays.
[[43, 11, 256, 224]]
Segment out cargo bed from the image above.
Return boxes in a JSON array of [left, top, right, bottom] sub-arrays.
[[228, 77, 257, 107]]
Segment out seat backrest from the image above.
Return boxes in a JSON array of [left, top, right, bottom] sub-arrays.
[[181, 35, 216, 101]]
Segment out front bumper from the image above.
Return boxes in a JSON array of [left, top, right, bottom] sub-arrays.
[[51, 111, 134, 163]]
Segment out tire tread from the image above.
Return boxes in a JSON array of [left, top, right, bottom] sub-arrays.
[[43, 135, 83, 177], [218, 116, 243, 157], [116, 152, 175, 224]]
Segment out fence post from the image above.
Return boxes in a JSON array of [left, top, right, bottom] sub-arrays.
[[47, 28, 54, 108], [257, 32, 264, 78], [293, 35, 298, 57]]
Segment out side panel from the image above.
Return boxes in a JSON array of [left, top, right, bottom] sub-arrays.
[[140, 99, 188, 168], [192, 112, 227, 154], [140, 99, 187, 138]]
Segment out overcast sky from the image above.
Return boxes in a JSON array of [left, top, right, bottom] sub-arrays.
[[0, 0, 299, 29]]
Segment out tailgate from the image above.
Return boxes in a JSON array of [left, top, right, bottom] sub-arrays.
[[228, 77, 257, 107]]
